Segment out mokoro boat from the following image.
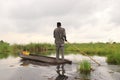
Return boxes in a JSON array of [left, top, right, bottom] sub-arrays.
[[20, 59, 51, 66], [19, 54, 72, 65]]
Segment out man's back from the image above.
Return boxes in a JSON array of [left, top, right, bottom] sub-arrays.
[[54, 27, 66, 45]]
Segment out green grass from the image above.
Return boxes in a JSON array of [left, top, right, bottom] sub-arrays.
[[65, 42, 119, 56], [78, 60, 91, 74], [0, 40, 10, 58], [106, 52, 120, 65], [0, 40, 119, 57], [1, 40, 120, 65]]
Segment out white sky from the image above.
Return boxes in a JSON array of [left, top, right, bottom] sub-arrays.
[[0, 0, 120, 44]]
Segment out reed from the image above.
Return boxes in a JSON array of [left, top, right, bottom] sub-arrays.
[[78, 60, 91, 74], [106, 52, 120, 65], [0, 40, 10, 53], [1, 40, 120, 59], [0, 40, 10, 59], [65, 42, 120, 56]]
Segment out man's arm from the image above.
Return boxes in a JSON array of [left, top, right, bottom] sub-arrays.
[[63, 35, 67, 41], [63, 28, 67, 41]]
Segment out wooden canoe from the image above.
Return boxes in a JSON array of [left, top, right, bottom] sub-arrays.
[[19, 54, 72, 65]]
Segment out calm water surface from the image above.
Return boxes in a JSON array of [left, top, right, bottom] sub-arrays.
[[0, 54, 120, 80]]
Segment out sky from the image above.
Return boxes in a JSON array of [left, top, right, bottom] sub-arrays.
[[0, 0, 120, 44]]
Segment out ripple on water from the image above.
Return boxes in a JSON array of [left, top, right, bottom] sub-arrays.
[[0, 54, 120, 80]]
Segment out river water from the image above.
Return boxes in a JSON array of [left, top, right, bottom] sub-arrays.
[[0, 54, 120, 80]]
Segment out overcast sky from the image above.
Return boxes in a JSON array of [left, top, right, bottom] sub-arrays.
[[0, 0, 120, 44]]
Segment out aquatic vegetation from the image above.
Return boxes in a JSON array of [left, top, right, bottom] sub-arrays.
[[107, 52, 120, 65], [1, 40, 120, 59], [0, 40, 10, 58], [65, 42, 120, 56], [0, 40, 10, 53], [78, 60, 91, 74]]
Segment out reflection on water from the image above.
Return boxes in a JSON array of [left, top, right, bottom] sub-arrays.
[[20, 59, 50, 66], [0, 54, 120, 80], [56, 64, 68, 80], [0, 53, 9, 59], [20, 59, 69, 80], [78, 72, 91, 80]]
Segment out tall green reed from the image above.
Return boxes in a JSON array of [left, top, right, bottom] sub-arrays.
[[78, 60, 91, 74]]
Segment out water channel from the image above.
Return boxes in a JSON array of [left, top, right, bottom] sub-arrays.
[[0, 54, 120, 80]]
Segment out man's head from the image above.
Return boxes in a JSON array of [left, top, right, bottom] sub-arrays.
[[57, 22, 61, 27]]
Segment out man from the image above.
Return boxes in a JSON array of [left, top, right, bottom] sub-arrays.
[[53, 22, 67, 61]]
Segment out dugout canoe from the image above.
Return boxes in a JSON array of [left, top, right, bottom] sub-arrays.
[[19, 54, 72, 65]]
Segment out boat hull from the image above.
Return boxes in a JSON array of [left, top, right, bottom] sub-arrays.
[[19, 54, 72, 65]]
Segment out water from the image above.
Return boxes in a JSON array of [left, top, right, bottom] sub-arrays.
[[0, 54, 120, 80]]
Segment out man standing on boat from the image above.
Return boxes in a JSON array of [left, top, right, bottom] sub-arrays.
[[53, 22, 67, 61]]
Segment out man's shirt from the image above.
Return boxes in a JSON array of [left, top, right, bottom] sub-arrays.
[[54, 27, 66, 45]]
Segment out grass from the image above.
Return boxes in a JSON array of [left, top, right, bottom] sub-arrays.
[[106, 52, 120, 65], [78, 60, 91, 74], [65, 42, 119, 56], [1, 40, 120, 64], [1, 40, 120, 57]]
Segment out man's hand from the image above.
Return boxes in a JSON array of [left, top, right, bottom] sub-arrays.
[[63, 36, 67, 42], [65, 39, 67, 42]]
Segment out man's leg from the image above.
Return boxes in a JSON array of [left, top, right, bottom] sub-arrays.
[[60, 46, 64, 61], [56, 45, 60, 61]]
